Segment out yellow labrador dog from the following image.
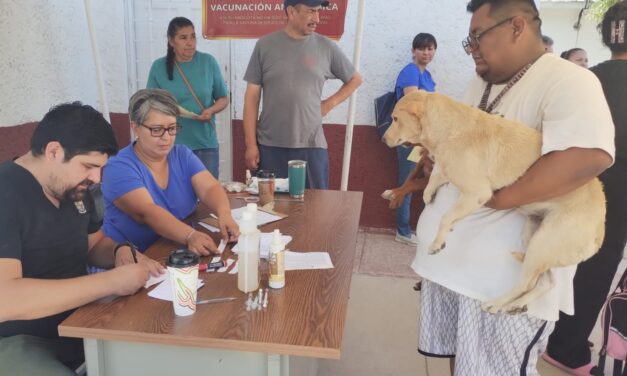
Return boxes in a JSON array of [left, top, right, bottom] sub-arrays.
[[383, 91, 605, 314]]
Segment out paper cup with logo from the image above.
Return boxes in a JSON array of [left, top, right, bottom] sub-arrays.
[[166, 248, 200, 316]]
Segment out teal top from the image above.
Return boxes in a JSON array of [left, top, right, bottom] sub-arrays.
[[147, 51, 228, 150]]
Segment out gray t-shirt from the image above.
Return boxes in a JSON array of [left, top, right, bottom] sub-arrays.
[[244, 30, 355, 148]]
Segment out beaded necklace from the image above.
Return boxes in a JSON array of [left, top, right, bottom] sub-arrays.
[[478, 62, 533, 114]]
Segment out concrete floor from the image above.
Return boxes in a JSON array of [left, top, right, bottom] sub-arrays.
[[317, 229, 627, 376]]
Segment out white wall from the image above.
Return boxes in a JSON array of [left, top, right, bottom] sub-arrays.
[[0, 0, 128, 127], [540, 6, 611, 67], [230, 0, 476, 126], [0, 0, 613, 129]]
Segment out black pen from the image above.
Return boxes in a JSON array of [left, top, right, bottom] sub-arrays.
[[130, 243, 138, 263], [113, 241, 138, 264]]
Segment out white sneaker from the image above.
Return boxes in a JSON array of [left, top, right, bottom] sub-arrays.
[[395, 232, 418, 245]]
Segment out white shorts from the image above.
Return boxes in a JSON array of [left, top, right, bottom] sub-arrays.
[[418, 279, 555, 376]]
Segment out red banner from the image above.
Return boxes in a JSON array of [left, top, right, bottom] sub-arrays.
[[202, 1, 348, 40]]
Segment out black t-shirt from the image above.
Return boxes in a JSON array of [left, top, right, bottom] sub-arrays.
[[0, 161, 100, 338], [590, 60, 627, 163]]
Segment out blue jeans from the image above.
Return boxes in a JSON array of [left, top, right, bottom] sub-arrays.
[[396, 146, 416, 236], [258, 145, 329, 189], [193, 147, 220, 179]]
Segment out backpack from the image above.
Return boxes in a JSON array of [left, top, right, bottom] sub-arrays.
[[374, 91, 397, 140], [592, 267, 627, 376]]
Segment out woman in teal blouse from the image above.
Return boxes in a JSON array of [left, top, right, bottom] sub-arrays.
[[147, 17, 228, 178]]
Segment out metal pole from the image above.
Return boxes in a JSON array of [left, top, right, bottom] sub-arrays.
[[84, 0, 110, 123], [340, 0, 365, 191]]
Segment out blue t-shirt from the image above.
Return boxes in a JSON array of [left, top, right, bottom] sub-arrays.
[[147, 51, 228, 150], [395, 63, 436, 100], [102, 144, 206, 251]]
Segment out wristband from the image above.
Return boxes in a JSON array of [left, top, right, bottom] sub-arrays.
[[114, 242, 138, 263], [185, 229, 196, 243]]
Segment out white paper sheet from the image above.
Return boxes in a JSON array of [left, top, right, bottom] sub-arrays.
[[228, 260, 239, 274], [231, 233, 293, 259], [145, 271, 168, 289], [147, 273, 204, 302], [197, 221, 220, 233], [284, 251, 334, 270], [231, 206, 283, 227], [218, 258, 234, 273]]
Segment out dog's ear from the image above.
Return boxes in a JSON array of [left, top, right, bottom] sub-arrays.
[[405, 92, 427, 120]]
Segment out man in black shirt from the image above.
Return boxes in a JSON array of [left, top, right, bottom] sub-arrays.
[[0, 102, 164, 375]]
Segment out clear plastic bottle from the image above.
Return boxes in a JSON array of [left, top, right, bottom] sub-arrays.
[[237, 211, 260, 293], [246, 202, 258, 225], [268, 229, 285, 289]]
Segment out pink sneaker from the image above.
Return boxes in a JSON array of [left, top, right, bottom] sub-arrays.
[[541, 352, 595, 376]]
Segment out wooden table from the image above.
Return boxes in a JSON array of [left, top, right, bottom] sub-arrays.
[[59, 190, 363, 376]]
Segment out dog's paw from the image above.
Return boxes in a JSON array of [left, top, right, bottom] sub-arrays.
[[427, 241, 445, 255], [481, 301, 502, 314], [423, 190, 435, 204], [504, 304, 528, 315]]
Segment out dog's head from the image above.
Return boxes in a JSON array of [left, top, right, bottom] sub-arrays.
[[382, 91, 428, 148]]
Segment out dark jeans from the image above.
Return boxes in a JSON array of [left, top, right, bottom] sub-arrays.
[[396, 146, 417, 237], [546, 160, 627, 368], [0, 335, 84, 376], [193, 147, 219, 179], [258, 144, 329, 189]]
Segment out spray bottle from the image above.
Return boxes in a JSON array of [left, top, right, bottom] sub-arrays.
[[268, 229, 285, 289], [237, 211, 260, 293]]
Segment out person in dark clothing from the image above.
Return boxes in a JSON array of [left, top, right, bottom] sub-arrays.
[[0, 102, 163, 375], [544, 2, 627, 375]]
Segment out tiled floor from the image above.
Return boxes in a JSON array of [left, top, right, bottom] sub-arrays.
[[318, 227, 627, 376]]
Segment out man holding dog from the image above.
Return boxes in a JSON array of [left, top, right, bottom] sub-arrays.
[[242, 0, 362, 189], [413, 1, 615, 375]]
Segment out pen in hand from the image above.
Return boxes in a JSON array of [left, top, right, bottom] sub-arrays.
[[113, 241, 139, 265], [130, 243, 138, 264]]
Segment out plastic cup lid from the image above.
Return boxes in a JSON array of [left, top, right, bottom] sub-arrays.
[[166, 248, 199, 267], [257, 170, 275, 179]]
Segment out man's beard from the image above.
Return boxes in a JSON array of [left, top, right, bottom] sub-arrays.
[[60, 179, 93, 202]]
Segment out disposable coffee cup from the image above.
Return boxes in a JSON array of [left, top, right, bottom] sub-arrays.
[[166, 248, 200, 316], [257, 170, 275, 206], [288, 160, 307, 199]]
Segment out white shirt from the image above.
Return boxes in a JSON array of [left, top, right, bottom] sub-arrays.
[[412, 54, 615, 321]]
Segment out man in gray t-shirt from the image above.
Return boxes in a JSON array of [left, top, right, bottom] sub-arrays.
[[243, 0, 362, 189]]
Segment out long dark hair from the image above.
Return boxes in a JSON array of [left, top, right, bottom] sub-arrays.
[[166, 17, 194, 80]]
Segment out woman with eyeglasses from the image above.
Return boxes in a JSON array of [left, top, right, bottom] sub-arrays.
[[147, 17, 228, 178], [101, 89, 239, 255]]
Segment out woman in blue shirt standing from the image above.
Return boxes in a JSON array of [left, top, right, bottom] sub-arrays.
[[393, 33, 437, 245], [147, 17, 228, 178]]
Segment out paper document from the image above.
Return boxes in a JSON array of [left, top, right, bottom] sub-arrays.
[[147, 272, 204, 302], [145, 272, 168, 289], [232, 233, 292, 259], [284, 251, 334, 270], [231, 206, 283, 227], [197, 221, 220, 233]]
